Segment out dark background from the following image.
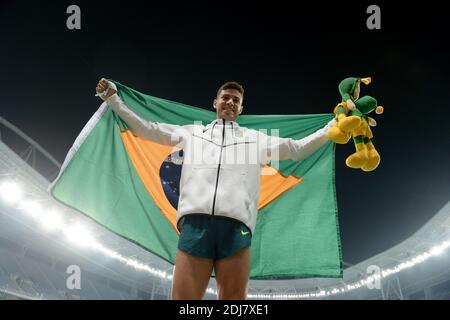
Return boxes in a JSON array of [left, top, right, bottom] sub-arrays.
[[1, 1, 449, 265]]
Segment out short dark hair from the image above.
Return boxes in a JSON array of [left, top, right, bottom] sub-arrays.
[[216, 81, 244, 99]]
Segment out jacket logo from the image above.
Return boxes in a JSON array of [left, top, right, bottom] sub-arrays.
[[235, 128, 244, 138], [241, 230, 250, 236]]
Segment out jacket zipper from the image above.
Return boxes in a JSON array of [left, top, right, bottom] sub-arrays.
[[211, 119, 226, 216]]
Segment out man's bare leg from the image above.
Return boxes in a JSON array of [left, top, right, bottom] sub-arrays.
[[215, 247, 251, 300], [171, 250, 214, 300]]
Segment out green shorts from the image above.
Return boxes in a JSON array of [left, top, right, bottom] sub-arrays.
[[178, 214, 252, 260]]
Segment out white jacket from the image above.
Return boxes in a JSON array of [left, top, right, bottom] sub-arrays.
[[106, 93, 334, 234]]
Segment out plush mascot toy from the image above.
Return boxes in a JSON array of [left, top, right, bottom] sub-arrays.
[[328, 77, 384, 172]]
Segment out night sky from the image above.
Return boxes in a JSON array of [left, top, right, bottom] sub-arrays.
[[1, 1, 449, 265]]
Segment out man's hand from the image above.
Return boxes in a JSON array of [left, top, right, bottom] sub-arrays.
[[96, 78, 117, 101]]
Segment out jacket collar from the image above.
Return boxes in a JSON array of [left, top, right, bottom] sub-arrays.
[[205, 118, 240, 129]]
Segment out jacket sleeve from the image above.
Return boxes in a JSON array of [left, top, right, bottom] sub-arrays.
[[106, 93, 187, 146], [262, 119, 336, 162]]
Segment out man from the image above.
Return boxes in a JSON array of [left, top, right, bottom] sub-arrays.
[[96, 78, 335, 300]]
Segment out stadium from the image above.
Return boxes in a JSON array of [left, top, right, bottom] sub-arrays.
[[1, 116, 449, 300]]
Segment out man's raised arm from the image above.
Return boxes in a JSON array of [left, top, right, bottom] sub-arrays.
[[262, 119, 336, 162], [96, 78, 185, 146]]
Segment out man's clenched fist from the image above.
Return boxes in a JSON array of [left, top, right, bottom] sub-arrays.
[[96, 78, 117, 101]]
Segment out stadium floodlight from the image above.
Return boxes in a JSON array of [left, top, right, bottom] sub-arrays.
[[64, 224, 97, 247], [19, 200, 43, 217], [88, 242, 173, 279], [39, 210, 64, 231], [0, 180, 22, 205], [430, 241, 449, 256]]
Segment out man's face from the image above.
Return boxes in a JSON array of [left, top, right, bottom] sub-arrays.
[[213, 88, 243, 121]]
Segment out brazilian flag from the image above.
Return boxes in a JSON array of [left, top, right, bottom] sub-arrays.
[[50, 81, 343, 279]]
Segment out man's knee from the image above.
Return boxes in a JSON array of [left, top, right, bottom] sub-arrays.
[[217, 280, 249, 300], [171, 286, 204, 300], [171, 250, 214, 300], [215, 247, 251, 300]]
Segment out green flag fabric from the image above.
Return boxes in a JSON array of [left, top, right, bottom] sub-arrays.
[[50, 81, 343, 279]]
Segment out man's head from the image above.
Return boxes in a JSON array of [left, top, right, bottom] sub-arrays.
[[213, 81, 244, 121]]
